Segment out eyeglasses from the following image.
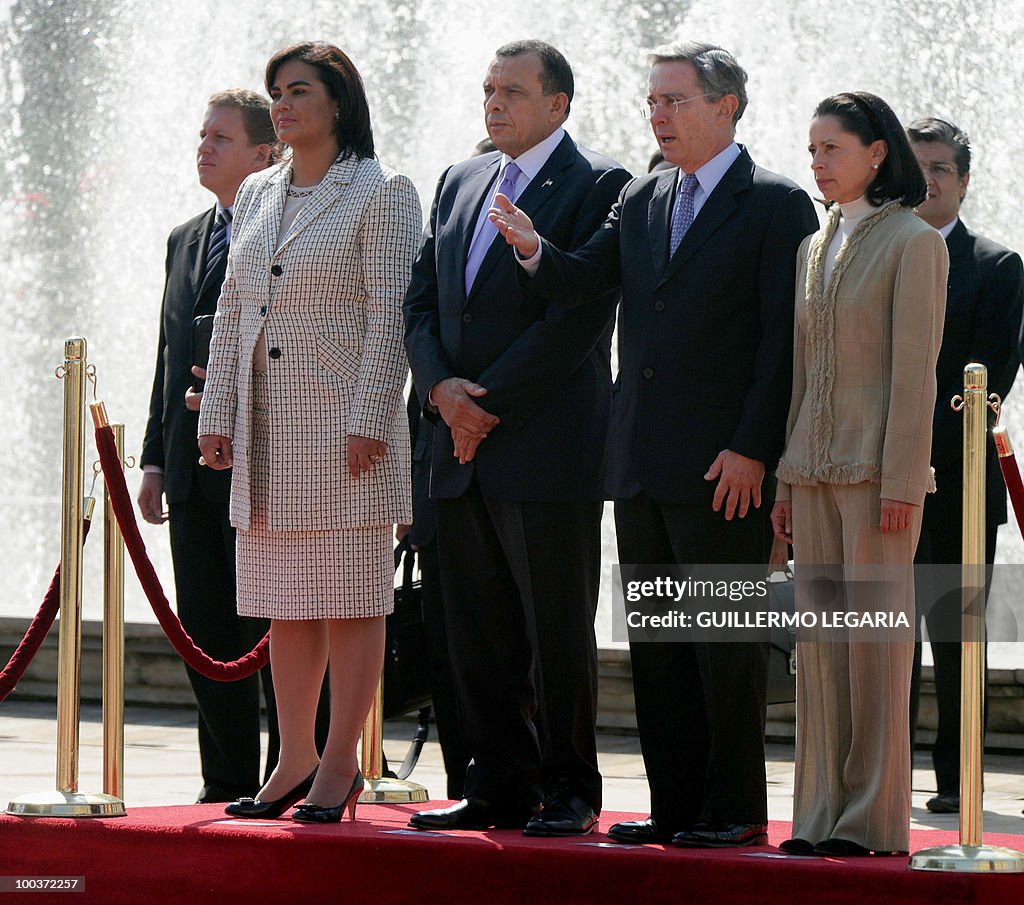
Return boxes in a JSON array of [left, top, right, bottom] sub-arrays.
[[639, 93, 713, 119], [919, 161, 959, 178]]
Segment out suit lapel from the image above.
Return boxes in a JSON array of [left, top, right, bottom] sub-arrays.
[[189, 210, 214, 304], [194, 209, 227, 311], [261, 165, 290, 262], [659, 149, 754, 285], [945, 219, 970, 262], [275, 155, 360, 258], [467, 133, 576, 302], [647, 171, 676, 279]]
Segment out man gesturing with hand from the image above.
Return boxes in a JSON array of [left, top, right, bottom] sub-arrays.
[[403, 40, 630, 837]]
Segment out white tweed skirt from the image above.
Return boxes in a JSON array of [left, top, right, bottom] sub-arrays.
[[235, 372, 394, 620]]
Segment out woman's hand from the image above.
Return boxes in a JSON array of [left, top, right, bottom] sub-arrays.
[[198, 434, 233, 469], [880, 498, 917, 533], [489, 193, 540, 258], [770, 500, 793, 544], [348, 435, 388, 479]]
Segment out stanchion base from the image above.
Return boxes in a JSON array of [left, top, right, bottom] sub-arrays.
[[359, 777, 428, 804], [6, 791, 126, 818], [910, 843, 1024, 872]]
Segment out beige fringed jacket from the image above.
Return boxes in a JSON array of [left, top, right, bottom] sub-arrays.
[[776, 200, 948, 506]]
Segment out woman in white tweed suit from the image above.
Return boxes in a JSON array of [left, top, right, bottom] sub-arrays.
[[770, 93, 947, 856], [198, 42, 421, 823]]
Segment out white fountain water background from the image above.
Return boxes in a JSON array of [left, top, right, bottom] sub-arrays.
[[1, 0, 1022, 663]]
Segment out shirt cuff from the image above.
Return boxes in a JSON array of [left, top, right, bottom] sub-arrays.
[[142, 465, 165, 475], [514, 242, 542, 275], [425, 383, 441, 413]]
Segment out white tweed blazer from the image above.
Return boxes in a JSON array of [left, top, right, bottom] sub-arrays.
[[198, 154, 421, 531]]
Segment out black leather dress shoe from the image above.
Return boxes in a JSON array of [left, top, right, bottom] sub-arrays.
[[672, 822, 768, 848], [408, 798, 536, 831], [779, 837, 815, 855], [607, 818, 674, 845], [926, 792, 959, 814], [523, 789, 598, 837], [813, 838, 907, 857]]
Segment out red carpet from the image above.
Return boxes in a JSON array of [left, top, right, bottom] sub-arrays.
[[2, 803, 1023, 904]]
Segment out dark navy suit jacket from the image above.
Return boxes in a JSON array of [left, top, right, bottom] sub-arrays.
[[528, 147, 819, 504], [930, 219, 1023, 530], [403, 133, 631, 502], [141, 207, 231, 506]]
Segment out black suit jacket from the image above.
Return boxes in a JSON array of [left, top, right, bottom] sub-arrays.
[[529, 147, 819, 504], [141, 207, 231, 504], [404, 133, 631, 502], [928, 219, 1023, 530]]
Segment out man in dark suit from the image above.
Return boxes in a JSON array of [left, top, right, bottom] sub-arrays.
[[906, 117, 1023, 814], [399, 383, 468, 799], [403, 40, 630, 836], [492, 41, 817, 847], [138, 90, 278, 803]]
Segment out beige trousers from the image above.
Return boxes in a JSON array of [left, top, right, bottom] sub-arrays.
[[790, 482, 920, 852]]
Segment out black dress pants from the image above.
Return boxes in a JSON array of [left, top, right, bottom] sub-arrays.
[[437, 481, 602, 810], [168, 461, 278, 798], [910, 520, 996, 794], [615, 492, 771, 831]]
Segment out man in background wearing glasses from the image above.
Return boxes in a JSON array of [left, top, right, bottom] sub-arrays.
[[907, 117, 1024, 815], [492, 41, 817, 848]]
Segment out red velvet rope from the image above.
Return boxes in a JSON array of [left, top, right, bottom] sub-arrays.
[[998, 450, 1024, 539], [0, 518, 93, 703], [94, 424, 269, 680]]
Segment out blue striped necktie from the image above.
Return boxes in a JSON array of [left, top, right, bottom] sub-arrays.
[[204, 209, 232, 284], [465, 161, 522, 294]]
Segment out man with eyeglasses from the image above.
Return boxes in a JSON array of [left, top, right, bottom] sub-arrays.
[[403, 39, 630, 836], [491, 41, 817, 848], [906, 117, 1023, 815]]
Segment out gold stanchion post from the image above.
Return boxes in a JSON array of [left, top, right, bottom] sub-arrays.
[[358, 673, 428, 804], [911, 363, 1024, 871], [6, 341, 124, 818], [97, 405, 126, 805]]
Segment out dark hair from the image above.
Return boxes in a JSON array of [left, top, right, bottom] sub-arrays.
[[813, 92, 926, 207], [472, 137, 497, 157], [206, 89, 283, 163], [906, 117, 971, 177], [494, 39, 574, 116], [265, 42, 374, 160], [649, 41, 748, 125], [647, 149, 667, 172]]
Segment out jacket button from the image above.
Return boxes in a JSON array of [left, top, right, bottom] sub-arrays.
[[271, 264, 283, 276], [269, 347, 282, 360], [260, 306, 267, 316], [642, 367, 654, 379], [462, 313, 473, 323], [654, 300, 665, 312]]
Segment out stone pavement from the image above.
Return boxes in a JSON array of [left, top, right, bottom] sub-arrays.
[[1, 699, 1023, 838]]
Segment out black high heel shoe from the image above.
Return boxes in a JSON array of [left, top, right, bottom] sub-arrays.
[[292, 771, 364, 824], [223, 766, 318, 819]]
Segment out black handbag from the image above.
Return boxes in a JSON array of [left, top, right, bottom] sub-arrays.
[[382, 537, 434, 719]]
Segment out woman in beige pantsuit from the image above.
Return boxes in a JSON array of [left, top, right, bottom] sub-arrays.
[[198, 42, 421, 823], [770, 92, 948, 856]]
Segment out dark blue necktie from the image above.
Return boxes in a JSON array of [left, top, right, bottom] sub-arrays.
[[204, 209, 232, 284]]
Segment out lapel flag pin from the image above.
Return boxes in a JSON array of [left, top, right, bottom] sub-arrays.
[[542, 179, 553, 188]]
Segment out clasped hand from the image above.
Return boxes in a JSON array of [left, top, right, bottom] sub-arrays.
[[432, 377, 500, 464]]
